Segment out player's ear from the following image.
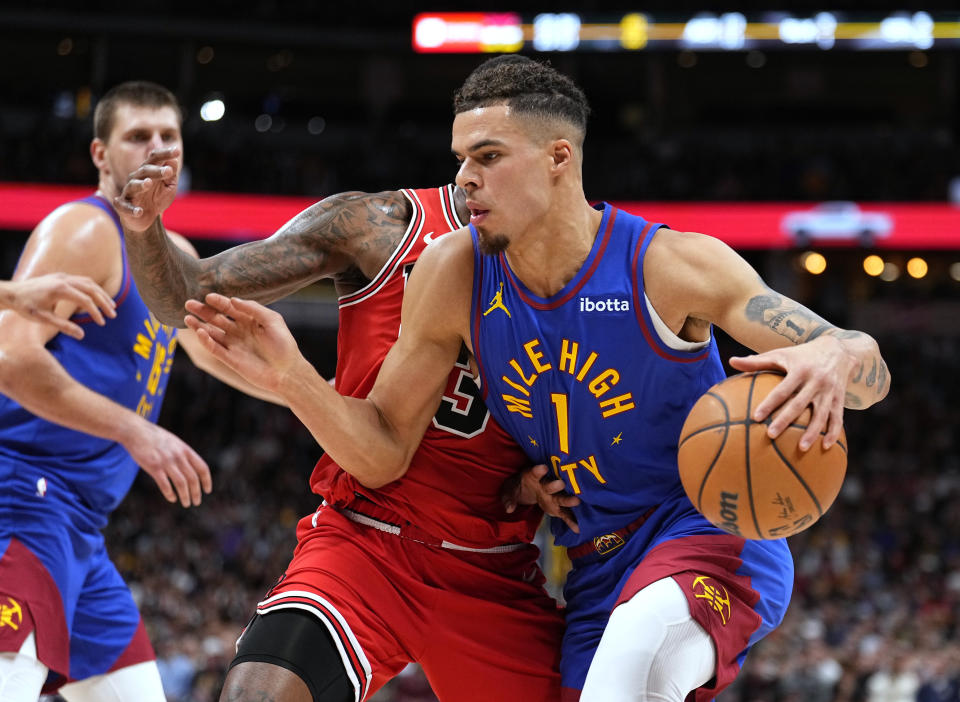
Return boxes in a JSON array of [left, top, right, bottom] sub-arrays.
[[550, 139, 574, 173], [90, 138, 107, 172]]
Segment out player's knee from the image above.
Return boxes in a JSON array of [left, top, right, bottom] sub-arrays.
[[226, 610, 354, 702], [59, 661, 165, 702], [0, 651, 48, 702], [583, 578, 716, 702]]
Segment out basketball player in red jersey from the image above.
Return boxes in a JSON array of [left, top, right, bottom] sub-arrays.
[[116, 147, 571, 702]]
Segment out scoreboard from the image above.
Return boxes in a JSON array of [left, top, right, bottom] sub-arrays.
[[412, 11, 958, 53]]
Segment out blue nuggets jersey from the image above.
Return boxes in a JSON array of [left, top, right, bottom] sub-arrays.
[[0, 194, 178, 523], [470, 204, 732, 547], [470, 204, 795, 697]]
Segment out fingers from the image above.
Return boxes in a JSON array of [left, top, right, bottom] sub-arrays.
[[60, 276, 116, 325], [156, 448, 210, 508], [559, 509, 580, 534], [34, 310, 86, 340], [728, 352, 782, 373], [752, 372, 800, 425]]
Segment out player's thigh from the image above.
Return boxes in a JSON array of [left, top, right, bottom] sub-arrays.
[[421, 574, 564, 702], [223, 609, 357, 702], [69, 552, 151, 679], [580, 577, 716, 702], [0, 633, 48, 702], [59, 660, 165, 702]]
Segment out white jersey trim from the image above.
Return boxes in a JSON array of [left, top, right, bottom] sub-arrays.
[[257, 590, 373, 702], [644, 294, 711, 352], [337, 189, 424, 309], [440, 184, 465, 234]]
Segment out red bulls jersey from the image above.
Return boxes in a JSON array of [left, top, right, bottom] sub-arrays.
[[311, 185, 538, 547]]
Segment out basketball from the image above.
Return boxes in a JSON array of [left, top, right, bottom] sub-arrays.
[[678, 371, 847, 540]]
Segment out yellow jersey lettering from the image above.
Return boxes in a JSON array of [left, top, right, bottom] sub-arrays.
[[557, 460, 582, 495], [501, 375, 531, 397], [588, 368, 620, 398], [550, 455, 562, 480], [559, 339, 579, 375], [146, 344, 167, 395], [136, 395, 154, 418], [523, 339, 552, 373], [508, 359, 538, 387], [143, 318, 158, 340], [600, 393, 636, 418], [575, 351, 598, 382], [502, 394, 533, 418], [579, 455, 606, 484], [133, 333, 152, 360]]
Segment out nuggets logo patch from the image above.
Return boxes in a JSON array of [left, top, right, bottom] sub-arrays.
[[593, 532, 625, 556], [692, 575, 731, 626], [0, 597, 23, 631]]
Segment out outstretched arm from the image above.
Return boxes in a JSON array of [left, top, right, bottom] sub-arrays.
[[0, 273, 116, 339], [0, 207, 210, 507], [114, 147, 412, 326], [185, 230, 475, 488], [645, 230, 890, 451]]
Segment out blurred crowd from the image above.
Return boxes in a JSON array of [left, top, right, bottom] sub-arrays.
[[3, 115, 954, 203], [32, 326, 959, 702]]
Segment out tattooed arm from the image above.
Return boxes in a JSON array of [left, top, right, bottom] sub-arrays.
[[114, 147, 412, 326], [645, 229, 890, 450]]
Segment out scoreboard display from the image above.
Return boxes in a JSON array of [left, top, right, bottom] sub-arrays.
[[412, 11, 958, 53]]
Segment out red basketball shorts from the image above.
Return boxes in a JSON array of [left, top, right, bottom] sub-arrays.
[[252, 504, 564, 702]]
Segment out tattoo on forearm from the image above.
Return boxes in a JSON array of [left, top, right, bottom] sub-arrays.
[[865, 359, 877, 387], [744, 290, 834, 345], [845, 392, 863, 408], [877, 360, 888, 395], [852, 362, 864, 384], [126, 191, 411, 324]]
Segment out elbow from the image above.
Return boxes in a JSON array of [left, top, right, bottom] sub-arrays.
[[354, 460, 409, 489]]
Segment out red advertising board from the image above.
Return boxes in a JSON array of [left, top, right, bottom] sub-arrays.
[[1, 183, 958, 249]]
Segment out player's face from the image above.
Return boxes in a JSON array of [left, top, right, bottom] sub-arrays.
[[97, 103, 182, 197], [452, 105, 555, 254]]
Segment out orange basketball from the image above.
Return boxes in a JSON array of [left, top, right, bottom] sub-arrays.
[[677, 371, 847, 540]]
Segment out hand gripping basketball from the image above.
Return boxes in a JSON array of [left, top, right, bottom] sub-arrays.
[[678, 371, 847, 540]]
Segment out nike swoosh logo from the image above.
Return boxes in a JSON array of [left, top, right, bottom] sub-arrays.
[[423, 231, 436, 244]]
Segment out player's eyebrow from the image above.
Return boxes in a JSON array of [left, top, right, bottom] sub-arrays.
[[452, 139, 507, 158]]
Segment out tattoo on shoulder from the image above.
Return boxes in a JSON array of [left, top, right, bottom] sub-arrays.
[[744, 289, 834, 345]]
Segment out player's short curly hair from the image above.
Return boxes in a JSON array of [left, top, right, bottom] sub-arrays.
[[453, 55, 590, 137], [93, 81, 182, 141]]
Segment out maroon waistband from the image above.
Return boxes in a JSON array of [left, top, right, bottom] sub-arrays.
[[567, 506, 657, 562]]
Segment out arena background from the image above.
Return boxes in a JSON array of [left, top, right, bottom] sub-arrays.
[[1, 1, 958, 700]]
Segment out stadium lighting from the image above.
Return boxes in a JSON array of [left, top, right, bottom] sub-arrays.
[[863, 255, 885, 276], [200, 99, 225, 122], [906, 257, 928, 279], [802, 252, 827, 275], [880, 262, 901, 281]]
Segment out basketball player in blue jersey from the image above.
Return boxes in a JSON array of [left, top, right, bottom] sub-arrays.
[[0, 273, 116, 340], [0, 81, 278, 702], [172, 56, 888, 702]]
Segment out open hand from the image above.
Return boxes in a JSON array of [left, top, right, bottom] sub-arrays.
[[2, 273, 116, 339], [729, 335, 857, 451], [184, 293, 303, 394]]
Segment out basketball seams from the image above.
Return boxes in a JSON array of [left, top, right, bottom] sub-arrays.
[[679, 370, 845, 541], [769, 436, 824, 524], [694, 391, 730, 513], [745, 374, 763, 540]]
